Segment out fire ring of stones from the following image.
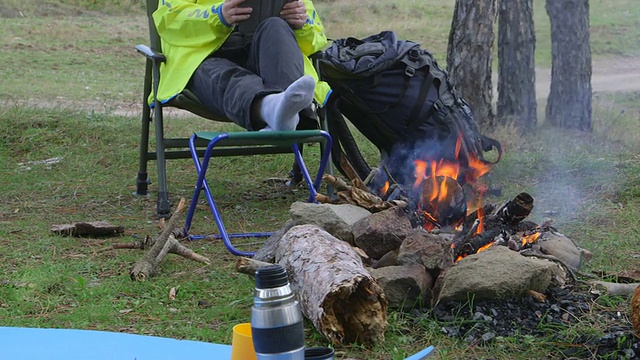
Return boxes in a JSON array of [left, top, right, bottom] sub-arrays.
[[247, 196, 639, 356]]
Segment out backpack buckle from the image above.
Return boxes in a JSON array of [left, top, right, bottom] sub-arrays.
[[405, 66, 416, 77], [408, 48, 420, 62], [433, 99, 448, 119]]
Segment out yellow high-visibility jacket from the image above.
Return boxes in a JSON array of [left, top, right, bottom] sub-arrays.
[[152, 0, 332, 107]]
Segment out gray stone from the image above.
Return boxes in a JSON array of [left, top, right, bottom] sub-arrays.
[[397, 228, 454, 271], [289, 202, 371, 243], [434, 246, 565, 303], [369, 264, 433, 309], [352, 207, 413, 259]]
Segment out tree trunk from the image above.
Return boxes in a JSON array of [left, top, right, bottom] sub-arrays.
[[447, 0, 497, 128], [275, 224, 387, 346], [545, 0, 592, 131], [497, 0, 537, 129]]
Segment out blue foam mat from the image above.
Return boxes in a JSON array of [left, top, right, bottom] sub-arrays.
[[0, 327, 434, 359], [1, 327, 232, 359]]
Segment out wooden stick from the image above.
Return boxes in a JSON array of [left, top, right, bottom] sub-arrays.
[[588, 281, 640, 298], [130, 198, 210, 281], [235, 257, 274, 275]]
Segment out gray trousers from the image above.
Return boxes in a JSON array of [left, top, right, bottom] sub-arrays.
[[187, 17, 305, 130]]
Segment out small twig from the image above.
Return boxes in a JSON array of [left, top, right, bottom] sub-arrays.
[[104, 235, 151, 252], [235, 257, 274, 276]]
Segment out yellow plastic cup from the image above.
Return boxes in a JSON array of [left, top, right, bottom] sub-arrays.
[[231, 323, 257, 360]]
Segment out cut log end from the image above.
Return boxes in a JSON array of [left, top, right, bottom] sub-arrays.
[[320, 276, 387, 345]]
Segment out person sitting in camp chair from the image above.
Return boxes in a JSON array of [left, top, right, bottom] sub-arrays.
[[152, 0, 331, 132]]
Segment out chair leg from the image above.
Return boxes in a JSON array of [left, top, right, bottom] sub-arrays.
[[183, 134, 256, 257], [136, 60, 153, 196], [318, 106, 335, 197], [136, 105, 151, 196], [183, 131, 332, 256], [153, 106, 171, 218], [288, 143, 304, 186]]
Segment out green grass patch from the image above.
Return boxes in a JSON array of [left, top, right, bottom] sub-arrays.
[[1, 1, 640, 359]]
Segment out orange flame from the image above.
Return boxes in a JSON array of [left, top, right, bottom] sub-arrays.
[[413, 132, 494, 242], [476, 241, 495, 254], [422, 212, 439, 232], [463, 153, 493, 185], [521, 232, 541, 246], [475, 204, 485, 235], [413, 161, 428, 190], [380, 181, 390, 196]]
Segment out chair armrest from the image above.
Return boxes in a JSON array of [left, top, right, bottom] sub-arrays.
[[135, 44, 166, 62]]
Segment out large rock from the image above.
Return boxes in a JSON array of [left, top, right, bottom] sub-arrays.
[[434, 246, 566, 304], [352, 207, 413, 259], [289, 202, 371, 243], [397, 229, 454, 271], [369, 264, 433, 309]]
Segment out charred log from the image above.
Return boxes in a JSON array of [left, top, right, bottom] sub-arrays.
[[496, 192, 534, 225], [451, 228, 503, 260], [452, 193, 535, 260]]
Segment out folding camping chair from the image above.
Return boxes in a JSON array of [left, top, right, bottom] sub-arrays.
[[134, 0, 335, 256], [134, 0, 334, 221]]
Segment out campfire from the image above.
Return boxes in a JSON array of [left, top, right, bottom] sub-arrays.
[[369, 135, 549, 264], [244, 134, 592, 347], [296, 130, 595, 317]]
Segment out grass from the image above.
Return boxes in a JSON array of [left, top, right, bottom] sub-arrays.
[[1, 0, 640, 359]]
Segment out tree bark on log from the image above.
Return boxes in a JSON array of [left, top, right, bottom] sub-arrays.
[[497, 0, 537, 129], [275, 224, 387, 346], [129, 198, 210, 281]]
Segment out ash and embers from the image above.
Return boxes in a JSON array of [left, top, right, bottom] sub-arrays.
[[415, 285, 639, 358]]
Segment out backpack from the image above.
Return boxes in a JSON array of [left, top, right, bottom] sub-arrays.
[[319, 31, 502, 185]]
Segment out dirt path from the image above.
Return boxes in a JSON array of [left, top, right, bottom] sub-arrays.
[[4, 56, 639, 117], [535, 56, 640, 99]]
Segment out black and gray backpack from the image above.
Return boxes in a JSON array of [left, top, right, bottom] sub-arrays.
[[319, 31, 502, 186]]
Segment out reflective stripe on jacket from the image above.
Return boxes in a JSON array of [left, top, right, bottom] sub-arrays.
[[152, 0, 332, 107]]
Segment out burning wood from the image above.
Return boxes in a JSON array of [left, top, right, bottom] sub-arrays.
[[415, 175, 466, 230], [451, 192, 538, 261]]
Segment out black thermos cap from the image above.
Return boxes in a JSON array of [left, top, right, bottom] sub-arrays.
[[255, 264, 288, 289]]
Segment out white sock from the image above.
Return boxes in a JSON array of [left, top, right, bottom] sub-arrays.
[[259, 76, 315, 131]]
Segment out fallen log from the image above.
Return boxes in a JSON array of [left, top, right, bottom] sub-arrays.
[[274, 224, 387, 346], [129, 198, 210, 281], [51, 221, 125, 237]]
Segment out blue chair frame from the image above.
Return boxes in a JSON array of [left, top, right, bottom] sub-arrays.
[[182, 130, 333, 257]]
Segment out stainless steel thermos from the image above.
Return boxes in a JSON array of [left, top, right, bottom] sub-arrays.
[[251, 264, 305, 360]]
